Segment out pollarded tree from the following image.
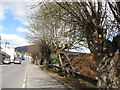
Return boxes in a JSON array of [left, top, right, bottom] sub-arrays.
[[27, 2, 87, 76], [55, 2, 120, 88], [27, 44, 40, 64]]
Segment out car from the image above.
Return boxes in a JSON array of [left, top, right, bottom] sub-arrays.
[[10, 59, 14, 63], [22, 58, 25, 60], [14, 59, 21, 64], [3, 58, 11, 64]]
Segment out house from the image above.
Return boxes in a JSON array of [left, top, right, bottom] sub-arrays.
[[4, 47, 15, 61], [0, 51, 10, 64]]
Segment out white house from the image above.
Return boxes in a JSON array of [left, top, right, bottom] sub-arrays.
[[3, 47, 15, 60]]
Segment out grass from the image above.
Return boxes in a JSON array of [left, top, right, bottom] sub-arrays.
[[40, 66, 97, 90]]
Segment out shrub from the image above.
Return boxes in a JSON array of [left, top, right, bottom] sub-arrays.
[[50, 55, 59, 64]]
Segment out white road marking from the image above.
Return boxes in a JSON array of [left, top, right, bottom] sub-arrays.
[[22, 83, 25, 88], [22, 74, 27, 88], [22, 72, 27, 88], [25, 73, 27, 78], [22, 63, 28, 88], [24, 78, 26, 82]]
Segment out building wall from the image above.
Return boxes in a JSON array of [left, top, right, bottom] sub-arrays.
[[0, 54, 3, 64], [0, 54, 4, 64], [4, 47, 15, 60]]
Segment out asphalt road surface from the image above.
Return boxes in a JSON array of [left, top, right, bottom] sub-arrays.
[[2, 59, 70, 89], [2, 60, 28, 88]]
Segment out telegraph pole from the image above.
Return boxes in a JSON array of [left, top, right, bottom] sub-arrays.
[[5, 41, 9, 53]]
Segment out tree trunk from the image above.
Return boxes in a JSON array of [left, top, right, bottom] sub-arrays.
[[97, 54, 120, 89], [58, 54, 64, 71], [86, 33, 120, 88], [40, 58, 44, 65]]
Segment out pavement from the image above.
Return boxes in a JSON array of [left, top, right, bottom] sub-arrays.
[[25, 61, 70, 89]]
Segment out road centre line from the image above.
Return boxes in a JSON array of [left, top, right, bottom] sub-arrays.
[[22, 62, 28, 88], [25, 73, 27, 77], [22, 74, 27, 88], [24, 78, 26, 82], [22, 83, 25, 88]]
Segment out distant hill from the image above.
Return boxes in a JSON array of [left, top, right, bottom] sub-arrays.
[[15, 46, 28, 52]]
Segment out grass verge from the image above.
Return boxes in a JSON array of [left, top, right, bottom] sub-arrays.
[[39, 65, 97, 90]]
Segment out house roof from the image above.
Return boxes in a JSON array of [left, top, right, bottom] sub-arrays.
[[0, 51, 10, 58]]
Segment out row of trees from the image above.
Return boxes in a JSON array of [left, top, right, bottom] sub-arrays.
[[27, 1, 120, 88]]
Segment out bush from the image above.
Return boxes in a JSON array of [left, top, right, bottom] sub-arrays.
[[50, 55, 59, 64]]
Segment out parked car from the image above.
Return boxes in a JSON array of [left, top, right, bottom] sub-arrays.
[[21, 56, 25, 60], [14, 59, 21, 64], [10, 59, 14, 63], [3, 58, 11, 64]]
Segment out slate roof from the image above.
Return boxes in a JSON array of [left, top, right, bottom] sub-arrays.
[[0, 51, 10, 58]]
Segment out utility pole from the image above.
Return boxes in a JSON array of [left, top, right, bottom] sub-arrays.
[[5, 41, 9, 53]]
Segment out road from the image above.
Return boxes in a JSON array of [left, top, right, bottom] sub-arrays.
[[2, 60, 28, 88], [2, 59, 69, 89]]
